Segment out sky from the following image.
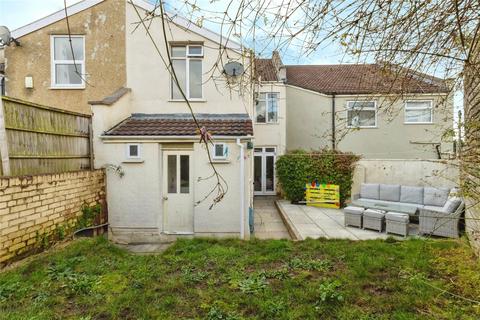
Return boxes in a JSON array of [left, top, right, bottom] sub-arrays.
[[0, 0, 463, 115], [0, 0, 345, 65], [0, 0, 83, 30]]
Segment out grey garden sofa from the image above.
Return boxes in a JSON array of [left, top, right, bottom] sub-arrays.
[[352, 183, 464, 238]]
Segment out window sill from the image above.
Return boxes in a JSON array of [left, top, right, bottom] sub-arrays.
[[255, 122, 280, 125], [122, 159, 144, 163], [49, 86, 86, 90], [404, 122, 434, 125], [346, 126, 378, 129], [169, 99, 206, 103], [211, 159, 230, 164]]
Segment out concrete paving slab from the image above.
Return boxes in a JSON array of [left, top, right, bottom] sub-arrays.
[[253, 196, 291, 240], [276, 200, 417, 241]]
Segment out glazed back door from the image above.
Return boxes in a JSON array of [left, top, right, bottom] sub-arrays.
[[163, 151, 194, 234], [253, 147, 276, 195]]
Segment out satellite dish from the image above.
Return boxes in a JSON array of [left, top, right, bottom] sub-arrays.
[[224, 61, 244, 77], [0, 26, 11, 46]]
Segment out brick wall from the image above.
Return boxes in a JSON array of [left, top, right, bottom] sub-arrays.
[[0, 170, 105, 264]]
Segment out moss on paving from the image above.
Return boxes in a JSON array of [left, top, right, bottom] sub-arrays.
[[0, 236, 479, 319]]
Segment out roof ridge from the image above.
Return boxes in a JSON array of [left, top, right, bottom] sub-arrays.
[[285, 63, 377, 67]]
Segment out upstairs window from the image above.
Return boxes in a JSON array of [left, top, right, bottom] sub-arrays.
[[405, 100, 433, 124], [256, 93, 279, 123], [51, 35, 85, 88], [346, 101, 377, 128], [171, 45, 203, 100]]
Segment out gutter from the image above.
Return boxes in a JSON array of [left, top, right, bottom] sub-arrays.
[[100, 135, 253, 141], [236, 138, 245, 239]]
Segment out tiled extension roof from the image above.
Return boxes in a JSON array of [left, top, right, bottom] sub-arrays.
[[255, 58, 279, 81], [285, 64, 449, 95], [104, 113, 253, 137]]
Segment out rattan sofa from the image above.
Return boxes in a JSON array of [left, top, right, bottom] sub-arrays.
[[419, 201, 465, 238], [352, 183, 464, 238]]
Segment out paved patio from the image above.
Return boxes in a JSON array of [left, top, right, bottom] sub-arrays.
[[276, 200, 419, 240], [253, 196, 291, 239]]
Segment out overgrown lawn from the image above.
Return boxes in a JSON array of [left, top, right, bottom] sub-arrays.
[[0, 237, 479, 319]]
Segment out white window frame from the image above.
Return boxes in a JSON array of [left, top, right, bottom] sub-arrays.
[[256, 92, 279, 124], [187, 45, 203, 57], [126, 144, 141, 159], [404, 100, 434, 124], [212, 143, 227, 160], [170, 44, 204, 101], [50, 35, 86, 89], [346, 100, 377, 128]]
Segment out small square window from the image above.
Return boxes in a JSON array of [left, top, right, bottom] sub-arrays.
[[127, 144, 141, 159], [213, 143, 227, 159]]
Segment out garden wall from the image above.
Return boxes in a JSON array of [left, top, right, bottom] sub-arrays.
[[0, 170, 105, 264], [352, 159, 459, 195]]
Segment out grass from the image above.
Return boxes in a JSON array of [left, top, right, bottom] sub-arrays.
[[0, 236, 479, 319]]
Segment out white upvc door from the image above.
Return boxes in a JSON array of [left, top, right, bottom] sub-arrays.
[[162, 151, 194, 234], [254, 147, 276, 195]]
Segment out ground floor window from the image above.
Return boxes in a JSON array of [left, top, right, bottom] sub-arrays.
[[346, 101, 377, 128], [405, 100, 433, 124], [212, 143, 228, 160]]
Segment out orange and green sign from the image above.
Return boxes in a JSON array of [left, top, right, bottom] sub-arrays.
[[305, 182, 340, 209]]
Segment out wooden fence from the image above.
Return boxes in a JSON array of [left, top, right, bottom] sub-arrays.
[[0, 96, 92, 176]]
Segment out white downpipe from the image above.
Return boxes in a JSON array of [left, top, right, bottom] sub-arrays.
[[236, 138, 245, 239]]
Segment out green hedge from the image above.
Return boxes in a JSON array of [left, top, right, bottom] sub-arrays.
[[276, 150, 360, 206]]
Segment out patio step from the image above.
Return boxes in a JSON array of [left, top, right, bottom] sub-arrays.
[[274, 200, 302, 240]]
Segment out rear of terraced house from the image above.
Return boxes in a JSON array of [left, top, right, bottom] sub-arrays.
[[0, 0, 456, 247]]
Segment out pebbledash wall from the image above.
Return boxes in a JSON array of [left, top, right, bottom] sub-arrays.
[[0, 170, 105, 264]]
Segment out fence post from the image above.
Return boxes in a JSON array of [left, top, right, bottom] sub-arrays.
[[89, 118, 94, 170], [0, 98, 10, 175]]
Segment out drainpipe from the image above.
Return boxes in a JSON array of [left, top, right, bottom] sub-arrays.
[[331, 94, 336, 150], [236, 138, 245, 239]]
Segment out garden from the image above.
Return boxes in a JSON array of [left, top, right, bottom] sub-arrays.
[[0, 236, 479, 319]]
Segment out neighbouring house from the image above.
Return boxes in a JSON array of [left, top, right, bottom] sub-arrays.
[[255, 54, 454, 160], [253, 52, 287, 195], [2, 0, 126, 114], [0, 0, 456, 243]]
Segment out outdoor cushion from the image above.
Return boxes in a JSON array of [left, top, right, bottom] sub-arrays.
[[385, 212, 409, 222], [442, 197, 462, 213], [423, 205, 445, 212], [360, 183, 380, 200], [423, 187, 450, 207], [364, 209, 385, 218], [379, 184, 401, 202], [344, 206, 364, 215], [357, 198, 420, 211], [400, 186, 424, 204]]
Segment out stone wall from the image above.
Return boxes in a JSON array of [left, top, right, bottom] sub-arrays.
[[0, 170, 105, 264]]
